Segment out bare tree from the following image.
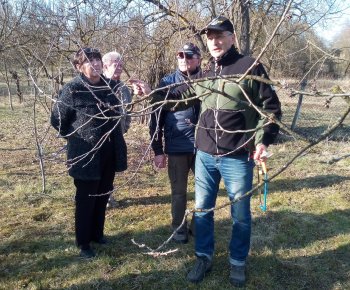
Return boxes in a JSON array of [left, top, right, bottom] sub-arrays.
[[0, 0, 349, 195]]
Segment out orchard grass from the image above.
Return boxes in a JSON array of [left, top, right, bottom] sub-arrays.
[[0, 100, 349, 290]]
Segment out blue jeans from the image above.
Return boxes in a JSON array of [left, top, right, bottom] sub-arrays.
[[194, 150, 254, 266]]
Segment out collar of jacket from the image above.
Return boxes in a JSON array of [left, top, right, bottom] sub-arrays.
[[209, 46, 241, 67], [176, 67, 201, 79], [79, 73, 109, 87], [102, 74, 122, 85]]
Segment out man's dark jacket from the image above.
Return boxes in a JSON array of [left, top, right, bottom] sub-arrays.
[[192, 46, 282, 155], [150, 69, 201, 155], [51, 74, 127, 180]]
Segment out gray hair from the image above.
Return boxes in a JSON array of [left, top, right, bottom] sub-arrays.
[[102, 51, 122, 64]]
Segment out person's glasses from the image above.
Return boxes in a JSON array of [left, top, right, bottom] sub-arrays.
[[176, 52, 197, 59]]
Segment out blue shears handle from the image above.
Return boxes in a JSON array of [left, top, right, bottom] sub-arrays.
[[259, 162, 268, 212]]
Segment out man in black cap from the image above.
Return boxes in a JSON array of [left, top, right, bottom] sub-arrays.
[[148, 43, 202, 243], [183, 16, 282, 286]]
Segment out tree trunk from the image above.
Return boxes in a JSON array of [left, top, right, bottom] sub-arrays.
[[239, 0, 250, 56], [33, 81, 46, 193], [6, 83, 13, 111], [3, 62, 14, 110]]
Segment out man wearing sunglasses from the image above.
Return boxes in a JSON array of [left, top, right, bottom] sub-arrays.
[[149, 43, 202, 244], [180, 17, 282, 287]]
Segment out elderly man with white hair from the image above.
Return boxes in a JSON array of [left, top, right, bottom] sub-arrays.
[[102, 51, 132, 208], [102, 51, 132, 135]]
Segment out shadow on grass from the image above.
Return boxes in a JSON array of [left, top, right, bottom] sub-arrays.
[[0, 227, 160, 286], [1, 203, 349, 289], [272, 174, 350, 192], [1, 210, 194, 288], [31, 207, 349, 290], [115, 191, 195, 208], [6, 171, 42, 176], [253, 208, 350, 250], [0, 178, 11, 187], [106, 207, 349, 290], [247, 242, 350, 290], [0, 236, 76, 281], [52, 269, 194, 290]]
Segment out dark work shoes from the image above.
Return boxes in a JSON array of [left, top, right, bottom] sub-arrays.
[[78, 237, 107, 259], [187, 256, 212, 283], [187, 257, 247, 286], [106, 195, 119, 209], [79, 245, 96, 259], [229, 265, 246, 287], [172, 230, 188, 244], [93, 237, 108, 245]]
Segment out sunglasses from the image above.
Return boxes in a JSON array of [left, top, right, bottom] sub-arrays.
[[176, 52, 198, 59]]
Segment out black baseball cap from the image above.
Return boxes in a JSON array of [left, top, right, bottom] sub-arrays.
[[200, 16, 234, 35], [177, 42, 201, 56]]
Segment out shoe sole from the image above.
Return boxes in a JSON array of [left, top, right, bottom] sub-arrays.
[[79, 253, 96, 259], [229, 280, 245, 287], [187, 266, 212, 283], [92, 240, 107, 245], [229, 269, 246, 287], [230, 275, 246, 288], [79, 249, 96, 259], [172, 238, 188, 244]]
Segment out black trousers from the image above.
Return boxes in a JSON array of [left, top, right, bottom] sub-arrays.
[[73, 141, 115, 247], [168, 153, 195, 231]]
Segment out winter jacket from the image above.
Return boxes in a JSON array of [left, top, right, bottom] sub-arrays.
[[150, 69, 201, 155], [104, 78, 132, 134], [51, 74, 127, 180], [186, 46, 282, 156]]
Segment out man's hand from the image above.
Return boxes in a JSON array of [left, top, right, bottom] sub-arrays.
[[154, 154, 166, 169], [253, 144, 270, 164], [130, 79, 152, 96]]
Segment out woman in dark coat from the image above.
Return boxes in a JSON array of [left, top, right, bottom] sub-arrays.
[[51, 48, 127, 258]]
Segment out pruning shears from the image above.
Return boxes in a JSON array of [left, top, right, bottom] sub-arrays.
[[257, 160, 269, 212]]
